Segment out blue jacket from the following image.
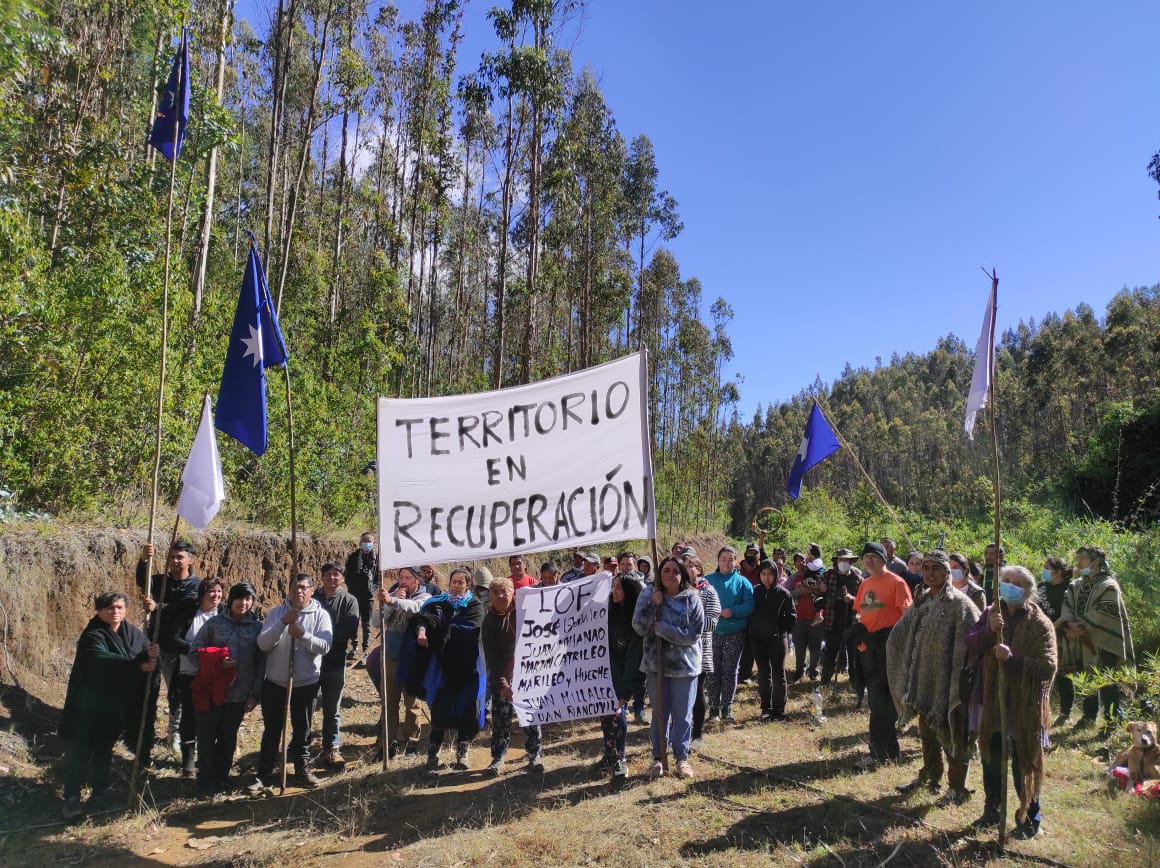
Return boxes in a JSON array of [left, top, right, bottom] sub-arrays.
[[632, 587, 704, 678], [705, 569, 755, 635]]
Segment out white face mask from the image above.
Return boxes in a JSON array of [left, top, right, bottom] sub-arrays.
[[950, 568, 964, 581], [837, 561, 851, 575], [806, 558, 825, 572]]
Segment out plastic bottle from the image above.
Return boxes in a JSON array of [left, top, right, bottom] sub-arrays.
[[812, 688, 826, 722]]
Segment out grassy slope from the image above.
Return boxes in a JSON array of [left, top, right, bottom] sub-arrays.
[[3, 654, 1158, 867]]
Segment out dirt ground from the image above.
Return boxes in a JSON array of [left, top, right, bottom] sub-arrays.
[[2, 523, 1156, 865], [3, 641, 1158, 867]]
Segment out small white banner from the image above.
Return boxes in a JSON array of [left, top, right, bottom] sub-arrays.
[[512, 574, 618, 726], [376, 352, 656, 567]]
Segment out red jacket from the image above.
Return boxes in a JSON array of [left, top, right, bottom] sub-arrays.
[[192, 646, 237, 712]]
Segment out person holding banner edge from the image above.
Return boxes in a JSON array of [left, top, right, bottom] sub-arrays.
[[632, 556, 705, 779], [597, 573, 645, 780], [483, 576, 544, 775]]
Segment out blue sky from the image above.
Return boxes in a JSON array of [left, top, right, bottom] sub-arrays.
[[237, 1, 1160, 417]]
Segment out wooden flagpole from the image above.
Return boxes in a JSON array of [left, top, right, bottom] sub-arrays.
[[282, 363, 298, 567], [983, 269, 1010, 852], [146, 27, 185, 561], [131, 513, 182, 809], [812, 397, 914, 551]]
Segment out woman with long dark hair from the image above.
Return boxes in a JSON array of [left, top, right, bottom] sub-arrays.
[[633, 556, 705, 779], [595, 573, 645, 780], [402, 567, 486, 771]]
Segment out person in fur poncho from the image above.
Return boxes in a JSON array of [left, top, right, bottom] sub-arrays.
[[966, 565, 1057, 841], [887, 550, 980, 805]]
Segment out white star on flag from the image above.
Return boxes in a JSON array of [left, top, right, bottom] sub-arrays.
[[796, 434, 809, 463], [241, 323, 263, 368]]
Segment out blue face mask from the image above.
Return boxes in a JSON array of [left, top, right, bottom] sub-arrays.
[[1041, 568, 1053, 582], [361, 542, 374, 554], [997, 582, 1026, 605], [1078, 566, 1092, 577]]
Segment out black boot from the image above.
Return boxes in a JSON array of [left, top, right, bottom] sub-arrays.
[[294, 763, 321, 789], [181, 743, 196, 777]]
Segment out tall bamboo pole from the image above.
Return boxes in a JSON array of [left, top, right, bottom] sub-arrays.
[[283, 364, 298, 566], [147, 29, 186, 560], [984, 270, 1009, 852], [131, 514, 182, 809]]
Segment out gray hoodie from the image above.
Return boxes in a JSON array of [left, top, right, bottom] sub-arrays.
[[193, 611, 265, 704], [257, 598, 333, 687]]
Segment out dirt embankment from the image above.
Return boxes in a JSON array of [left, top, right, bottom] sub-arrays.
[[0, 523, 727, 696]]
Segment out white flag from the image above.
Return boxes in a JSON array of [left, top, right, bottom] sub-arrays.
[[176, 395, 226, 529], [964, 283, 996, 440]]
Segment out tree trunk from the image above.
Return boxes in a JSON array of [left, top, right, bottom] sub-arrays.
[[190, 0, 233, 322]]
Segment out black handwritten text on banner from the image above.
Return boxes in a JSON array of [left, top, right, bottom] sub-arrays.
[[512, 574, 618, 726], [375, 353, 656, 568]]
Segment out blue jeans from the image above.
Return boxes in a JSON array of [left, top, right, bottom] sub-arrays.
[[318, 666, 346, 750], [646, 673, 697, 762]]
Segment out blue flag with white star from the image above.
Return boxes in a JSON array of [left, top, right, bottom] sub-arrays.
[[786, 400, 841, 499], [148, 28, 191, 164], [216, 236, 288, 455]]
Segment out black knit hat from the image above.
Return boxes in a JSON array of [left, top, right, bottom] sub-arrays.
[[228, 581, 257, 602]]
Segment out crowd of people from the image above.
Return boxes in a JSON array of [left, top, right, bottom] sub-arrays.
[[60, 534, 1134, 840]]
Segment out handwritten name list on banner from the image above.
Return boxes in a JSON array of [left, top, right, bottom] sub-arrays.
[[376, 352, 656, 568], [513, 574, 618, 727]]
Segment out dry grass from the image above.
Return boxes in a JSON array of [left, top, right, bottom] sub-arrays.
[[3, 653, 1159, 866]]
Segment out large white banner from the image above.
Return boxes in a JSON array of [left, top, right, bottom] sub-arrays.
[[376, 352, 656, 567], [512, 574, 618, 726]]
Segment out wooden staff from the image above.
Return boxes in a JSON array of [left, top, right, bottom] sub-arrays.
[[379, 594, 390, 773], [130, 514, 182, 808], [982, 270, 1009, 852], [283, 363, 298, 568], [146, 28, 185, 559], [650, 538, 667, 772], [280, 633, 296, 794]]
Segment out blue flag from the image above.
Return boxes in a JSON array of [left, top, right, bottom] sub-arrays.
[[148, 28, 190, 163], [786, 400, 841, 499], [216, 236, 288, 455]]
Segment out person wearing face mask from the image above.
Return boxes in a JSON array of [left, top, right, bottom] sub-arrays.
[[345, 533, 379, 661], [1037, 557, 1078, 723], [1060, 545, 1133, 726], [948, 553, 986, 611], [818, 549, 862, 688], [788, 549, 825, 683], [887, 551, 980, 805], [966, 565, 1057, 840], [191, 582, 264, 794]]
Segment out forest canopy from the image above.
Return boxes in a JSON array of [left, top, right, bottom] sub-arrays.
[[0, 1, 1156, 538]]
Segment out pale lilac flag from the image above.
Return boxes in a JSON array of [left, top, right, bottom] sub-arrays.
[[964, 282, 996, 440], [176, 395, 226, 528]]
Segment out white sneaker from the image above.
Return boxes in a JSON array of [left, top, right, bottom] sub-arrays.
[[648, 759, 665, 778], [676, 760, 695, 779]]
